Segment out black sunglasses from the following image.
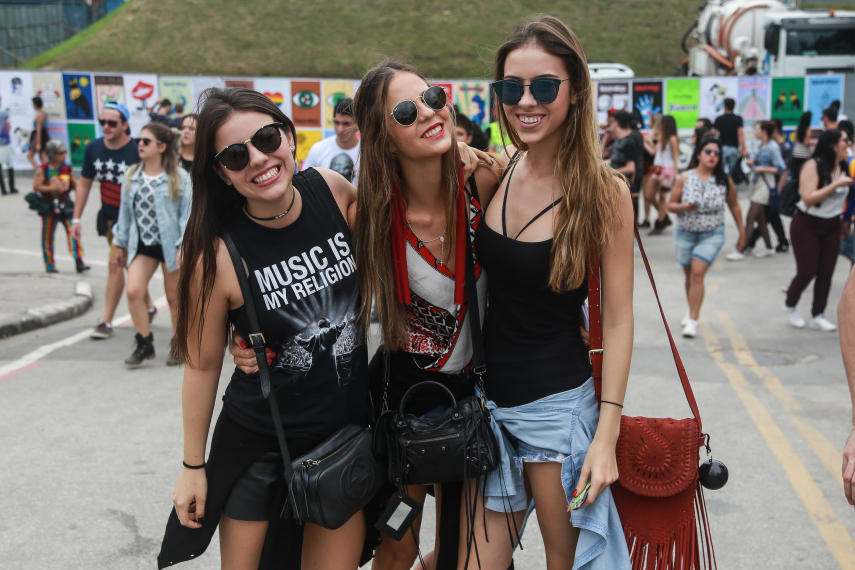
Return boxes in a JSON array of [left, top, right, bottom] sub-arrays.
[[215, 123, 284, 172], [703, 148, 721, 156], [389, 86, 447, 127], [492, 78, 569, 106], [137, 137, 153, 146], [99, 119, 120, 128]]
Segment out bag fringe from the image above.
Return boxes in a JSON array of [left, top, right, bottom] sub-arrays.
[[623, 483, 716, 570]]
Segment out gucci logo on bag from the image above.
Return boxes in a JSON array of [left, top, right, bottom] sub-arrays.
[[340, 454, 375, 507]]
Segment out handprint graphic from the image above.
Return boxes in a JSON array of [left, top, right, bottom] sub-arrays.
[[635, 94, 661, 129]]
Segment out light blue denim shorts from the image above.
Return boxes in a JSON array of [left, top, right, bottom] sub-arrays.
[[674, 224, 725, 267]]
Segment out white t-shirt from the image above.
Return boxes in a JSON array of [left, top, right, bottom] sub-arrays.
[[302, 136, 360, 184], [797, 163, 847, 219]]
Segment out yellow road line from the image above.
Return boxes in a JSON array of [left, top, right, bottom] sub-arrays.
[[714, 310, 843, 489], [700, 320, 855, 570]]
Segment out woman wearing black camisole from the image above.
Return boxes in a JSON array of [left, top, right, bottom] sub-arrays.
[[158, 88, 370, 570], [464, 16, 635, 569]]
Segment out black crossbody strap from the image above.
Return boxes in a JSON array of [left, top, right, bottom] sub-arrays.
[[221, 231, 295, 494]]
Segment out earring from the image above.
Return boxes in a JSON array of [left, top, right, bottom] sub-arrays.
[[290, 145, 295, 151]]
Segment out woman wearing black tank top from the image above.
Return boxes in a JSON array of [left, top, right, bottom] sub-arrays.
[[157, 88, 370, 570], [468, 16, 635, 569]]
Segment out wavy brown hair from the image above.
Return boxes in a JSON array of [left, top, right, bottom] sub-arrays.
[[174, 87, 297, 364], [127, 122, 182, 201], [352, 60, 461, 349], [494, 15, 622, 292]]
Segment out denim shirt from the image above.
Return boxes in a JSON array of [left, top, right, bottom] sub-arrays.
[[480, 379, 631, 570], [112, 166, 192, 272], [751, 139, 786, 183]]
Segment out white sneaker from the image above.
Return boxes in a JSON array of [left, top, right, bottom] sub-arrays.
[[682, 319, 699, 338], [785, 304, 805, 328], [753, 248, 773, 258], [726, 250, 745, 261], [809, 314, 837, 332]]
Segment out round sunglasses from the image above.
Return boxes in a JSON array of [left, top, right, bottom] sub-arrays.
[[702, 148, 721, 156], [215, 123, 284, 172], [389, 85, 447, 127], [492, 78, 569, 106]]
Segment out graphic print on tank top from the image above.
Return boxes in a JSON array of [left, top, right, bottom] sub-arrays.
[[403, 191, 487, 372], [229, 170, 363, 394]]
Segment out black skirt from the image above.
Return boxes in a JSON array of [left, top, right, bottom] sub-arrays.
[[157, 410, 382, 569]]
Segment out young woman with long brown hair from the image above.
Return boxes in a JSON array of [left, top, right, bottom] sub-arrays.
[[468, 15, 634, 569], [157, 87, 371, 570], [644, 114, 679, 236]]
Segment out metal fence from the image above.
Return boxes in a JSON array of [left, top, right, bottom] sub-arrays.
[[0, 1, 122, 68]]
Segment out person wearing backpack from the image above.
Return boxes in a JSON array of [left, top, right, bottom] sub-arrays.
[[784, 129, 853, 331]]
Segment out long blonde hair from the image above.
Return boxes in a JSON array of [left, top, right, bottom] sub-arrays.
[[353, 60, 461, 349], [494, 15, 622, 292], [127, 122, 182, 201]]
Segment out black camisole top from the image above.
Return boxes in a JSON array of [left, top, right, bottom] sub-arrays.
[[474, 161, 591, 408]]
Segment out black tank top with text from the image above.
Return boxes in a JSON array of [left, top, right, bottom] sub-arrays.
[[224, 168, 369, 439]]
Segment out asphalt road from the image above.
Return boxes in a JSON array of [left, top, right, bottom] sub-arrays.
[[1, 182, 855, 569]]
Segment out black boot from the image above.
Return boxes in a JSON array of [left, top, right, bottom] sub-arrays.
[[125, 333, 155, 365], [8, 167, 17, 194], [0, 165, 6, 194], [76, 258, 90, 273]]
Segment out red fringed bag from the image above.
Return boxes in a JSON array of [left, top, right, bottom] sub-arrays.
[[587, 224, 717, 570]]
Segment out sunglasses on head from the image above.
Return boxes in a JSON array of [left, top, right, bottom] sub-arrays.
[[99, 119, 120, 128], [389, 85, 447, 127], [703, 148, 721, 156], [492, 77, 569, 106], [215, 122, 284, 172]]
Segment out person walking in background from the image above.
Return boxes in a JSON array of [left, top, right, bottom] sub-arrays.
[[0, 96, 17, 195], [627, 112, 645, 219], [639, 113, 662, 228], [646, 114, 679, 235], [785, 129, 853, 331], [302, 97, 360, 182], [72, 101, 156, 340], [27, 96, 49, 170], [822, 106, 839, 131], [790, 111, 814, 182], [836, 268, 855, 509], [112, 123, 191, 366], [168, 102, 185, 129], [726, 121, 786, 260], [668, 137, 744, 337], [32, 140, 89, 274], [608, 110, 638, 211], [178, 114, 197, 171], [714, 98, 746, 175], [148, 98, 172, 126]]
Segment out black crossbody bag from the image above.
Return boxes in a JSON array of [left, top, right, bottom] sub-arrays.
[[377, 214, 500, 487], [221, 230, 386, 530]]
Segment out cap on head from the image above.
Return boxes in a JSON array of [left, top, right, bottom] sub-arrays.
[[104, 100, 130, 122]]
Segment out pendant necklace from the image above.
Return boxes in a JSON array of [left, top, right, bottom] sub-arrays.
[[244, 185, 296, 221], [406, 216, 445, 266]]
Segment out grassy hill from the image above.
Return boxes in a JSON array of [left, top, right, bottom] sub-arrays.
[[24, 0, 708, 78]]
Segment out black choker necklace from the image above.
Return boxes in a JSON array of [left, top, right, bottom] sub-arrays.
[[244, 186, 297, 221]]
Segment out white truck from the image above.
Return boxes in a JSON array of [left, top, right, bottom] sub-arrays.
[[684, 0, 855, 76]]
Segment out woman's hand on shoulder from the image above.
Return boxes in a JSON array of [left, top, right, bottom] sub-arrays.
[[314, 167, 357, 229]]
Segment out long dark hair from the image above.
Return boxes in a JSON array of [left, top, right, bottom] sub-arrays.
[[692, 137, 728, 188], [175, 87, 297, 363], [811, 129, 846, 187], [352, 59, 461, 349], [659, 115, 677, 151], [127, 122, 182, 201], [796, 111, 812, 144]]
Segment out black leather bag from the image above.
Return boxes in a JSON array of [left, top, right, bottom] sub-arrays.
[[378, 210, 499, 487], [383, 381, 499, 486], [56, 197, 75, 218], [222, 230, 385, 530]]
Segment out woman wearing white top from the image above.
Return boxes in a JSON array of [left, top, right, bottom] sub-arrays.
[[784, 129, 853, 331], [645, 114, 679, 235]]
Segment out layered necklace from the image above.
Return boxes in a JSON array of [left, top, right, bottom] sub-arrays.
[[406, 216, 446, 266]]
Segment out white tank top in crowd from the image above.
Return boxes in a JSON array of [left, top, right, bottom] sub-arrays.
[[403, 193, 488, 374], [654, 141, 675, 168], [797, 163, 847, 219]]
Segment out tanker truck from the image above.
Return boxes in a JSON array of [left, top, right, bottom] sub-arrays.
[[684, 0, 855, 76]]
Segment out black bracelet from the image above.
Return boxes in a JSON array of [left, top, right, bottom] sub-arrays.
[[601, 400, 624, 409], [183, 461, 206, 469]]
